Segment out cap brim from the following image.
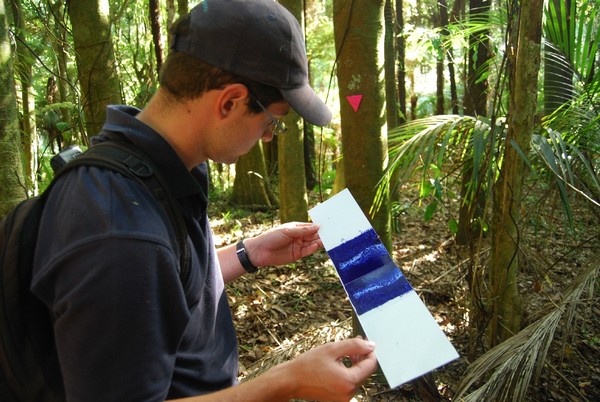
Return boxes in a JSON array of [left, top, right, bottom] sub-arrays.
[[280, 85, 332, 126]]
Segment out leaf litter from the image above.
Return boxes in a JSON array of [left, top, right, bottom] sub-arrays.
[[209, 189, 599, 402]]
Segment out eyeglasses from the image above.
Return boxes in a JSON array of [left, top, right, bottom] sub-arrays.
[[248, 92, 287, 136]]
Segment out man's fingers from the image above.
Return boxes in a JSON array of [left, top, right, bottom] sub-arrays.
[[332, 338, 376, 359]]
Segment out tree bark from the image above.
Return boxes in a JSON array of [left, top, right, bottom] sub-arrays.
[[177, 0, 188, 17], [464, 0, 490, 117], [433, 1, 445, 115], [439, 0, 459, 114], [456, 0, 491, 246], [435, 54, 445, 114], [384, 0, 399, 128], [10, 0, 38, 194], [0, 0, 27, 216], [488, 0, 544, 346], [277, 0, 309, 223], [231, 142, 274, 208], [279, 110, 309, 222], [334, 0, 390, 250], [68, 0, 122, 139], [303, 123, 316, 190], [50, 1, 77, 145], [149, 0, 163, 74], [165, 0, 175, 34], [395, 0, 406, 123]]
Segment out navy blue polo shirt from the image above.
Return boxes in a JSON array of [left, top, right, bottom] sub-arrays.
[[32, 105, 238, 401]]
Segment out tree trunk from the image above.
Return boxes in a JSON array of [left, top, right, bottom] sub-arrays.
[[177, 0, 188, 17], [395, 0, 406, 124], [166, 0, 175, 34], [409, 73, 417, 120], [279, 110, 309, 222], [333, 0, 391, 344], [231, 142, 274, 208], [10, 0, 38, 195], [44, 77, 63, 153], [464, 0, 490, 117], [68, 0, 122, 139], [277, 0, 308, 223], [435, 55, 445, 115], [456, 0, 491, 246], [263, 136, 277, 179], [50, 1, 77, 145], [332, 154, 345, 195], [385, 0, 402, 205], [440, 0, 460, 114], [434, 1, 445, 115], [488, 0, 544, 346], [149, 0, 163, 74], [384, 0, 399, 128], [304, 123, 316, 190], [0, 0, 27, 216], [334, 0, 390, 247]]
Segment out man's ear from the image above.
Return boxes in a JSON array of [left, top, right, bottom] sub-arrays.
[[217, 83, 249, 117]]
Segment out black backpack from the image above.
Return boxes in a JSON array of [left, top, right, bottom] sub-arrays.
[[0, 141, 191, 401]]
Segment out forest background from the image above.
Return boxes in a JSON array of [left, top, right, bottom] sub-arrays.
[[0, 0, 598, 401]]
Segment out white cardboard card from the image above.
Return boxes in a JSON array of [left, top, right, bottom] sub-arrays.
[[309, 189, 459, 388]]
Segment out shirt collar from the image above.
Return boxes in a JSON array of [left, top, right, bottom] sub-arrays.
[[91, 105, 207, 202]]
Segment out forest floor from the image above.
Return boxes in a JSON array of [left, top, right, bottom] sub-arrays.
[[209, 187, 599, 402]]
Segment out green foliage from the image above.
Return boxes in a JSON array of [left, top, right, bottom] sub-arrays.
[[375, 0, 599, 240], [377, 108, 596, 235], [318, 168, 337, 192], [374, 115, 493, 219], [110, 1, 159, 106], [544, 0, 598, 83], [538, 0, 600, 226], [306, 1, 335, 89], [447, 218, 459, 234], [531, 129, 600, 224]]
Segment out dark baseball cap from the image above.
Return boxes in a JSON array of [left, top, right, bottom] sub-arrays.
[[170, 0, 332, 126]]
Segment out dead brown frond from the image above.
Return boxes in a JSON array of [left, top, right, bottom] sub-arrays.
[[454, 254, 599, 402]]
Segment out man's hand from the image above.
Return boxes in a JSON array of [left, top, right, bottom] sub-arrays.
[[276, 337, 378, 402], [169, 338, 377, 402], [245, 222, 322, 267]]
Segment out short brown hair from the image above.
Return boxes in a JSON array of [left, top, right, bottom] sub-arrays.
[[161, 15, 283, 112]]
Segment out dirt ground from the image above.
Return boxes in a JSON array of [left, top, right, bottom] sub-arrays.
[[209, 190, 599, 402]]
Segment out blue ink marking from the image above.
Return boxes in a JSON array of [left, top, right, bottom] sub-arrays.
[[335, 242, 390, 284], [328, 229, 383, 282], [344, 262, 413, 315], [327, 229, 413, 315]]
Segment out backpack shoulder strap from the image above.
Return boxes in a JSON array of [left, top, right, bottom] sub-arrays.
[[0, 141, 193, 401], [56, 141, 192, 294]]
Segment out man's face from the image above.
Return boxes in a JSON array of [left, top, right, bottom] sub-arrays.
[[213, 98, 290, 164]]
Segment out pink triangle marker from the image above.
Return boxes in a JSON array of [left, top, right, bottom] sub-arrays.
[[346, 95, 363, 112]]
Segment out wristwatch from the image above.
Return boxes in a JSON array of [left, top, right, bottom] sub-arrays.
[[236, 239, 258, 273]]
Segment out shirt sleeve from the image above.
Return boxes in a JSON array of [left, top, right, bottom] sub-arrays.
[[31, 167, 191, 402]]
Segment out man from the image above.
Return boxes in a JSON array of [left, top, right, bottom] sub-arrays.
[[32, 0, 377, 401]]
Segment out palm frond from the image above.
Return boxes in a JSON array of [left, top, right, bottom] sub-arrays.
[[544, 0, 599, 82], [372, 115, 480, 214], [532, 129, 600, 209], [454, 255, 599, 401]]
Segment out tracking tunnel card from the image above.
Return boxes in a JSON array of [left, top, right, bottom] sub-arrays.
[[308, 189, 459, 389]]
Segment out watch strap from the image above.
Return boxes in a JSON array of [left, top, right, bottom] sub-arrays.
[[236, 239, 258, 273]]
